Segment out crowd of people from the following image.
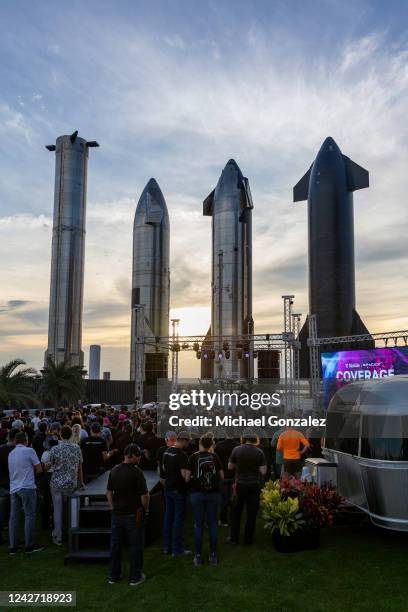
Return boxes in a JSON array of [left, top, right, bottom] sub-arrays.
[[0, 403, 323, 586]]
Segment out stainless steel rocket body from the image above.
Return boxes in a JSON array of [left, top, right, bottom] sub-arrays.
[[130, 179, 170, 383], [45, 133, 98, 367], [204, 160, 254, 380]]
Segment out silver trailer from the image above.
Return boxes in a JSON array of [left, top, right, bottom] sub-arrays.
[[45, 131, 99, 367], [203, 159, 254, 381], [130, 179, 170, 388], [323, 375, 408, 531]]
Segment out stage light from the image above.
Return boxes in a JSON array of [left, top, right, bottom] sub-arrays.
[[217, 351, 223, 360], [196, 351, 201, 359], [225, 350, 230, 359], [237, 349, 243, 359], [182, 343, 189, 350], [253, 351, 258, 359], [222, 341, 229, 351], [385, 338, 389, 346], [193, 342, 200, 352], [203, 352, 209, 359]]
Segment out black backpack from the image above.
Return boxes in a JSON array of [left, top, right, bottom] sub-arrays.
[[195, 454, 219, 492]]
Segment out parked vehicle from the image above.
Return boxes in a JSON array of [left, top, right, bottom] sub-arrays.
[[323, 375, 408, 531]]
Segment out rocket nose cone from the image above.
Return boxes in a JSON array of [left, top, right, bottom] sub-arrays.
[[225, 158, 240, 171], [320, 136, 341, 154], [139, 178, 167, 209], [146, 177, 159, 190]]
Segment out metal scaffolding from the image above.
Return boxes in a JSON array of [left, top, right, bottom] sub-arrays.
[[308, 314, 321, 414], [133, 304, 145, 410], [171, 318, 180, 393], [292, 312, 302, 411], [282, 295, 295, 413]]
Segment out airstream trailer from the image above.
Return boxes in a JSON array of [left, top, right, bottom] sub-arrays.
[[323, 375, 408, 531]]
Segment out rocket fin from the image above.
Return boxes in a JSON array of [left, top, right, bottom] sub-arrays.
[[293, 166, 312, 202], [203, 190, 215, 216], [343, 156, 369, 192], [351, 309, 371, 336]]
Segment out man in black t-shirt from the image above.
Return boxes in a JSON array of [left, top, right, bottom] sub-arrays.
[[228, 434, 267, 545], [81, 423, 109, 482], [162, 431, 191, 557], [186, 436, 224, 566], [215, 436, 239, 527], [106, 444, 149, 586], [156, 431, 177, 484], [32, 421, 48, 460]]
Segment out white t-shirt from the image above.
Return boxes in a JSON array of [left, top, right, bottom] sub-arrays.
[[8, 445, 40, 493], [31, 416, 41, 431]]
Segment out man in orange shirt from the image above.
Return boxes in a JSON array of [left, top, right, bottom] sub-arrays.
[[276, 428, 310, 478]]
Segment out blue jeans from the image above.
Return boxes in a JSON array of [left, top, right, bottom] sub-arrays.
[[190, 491, 220, 555], [163, 489, 187, 555], [9, 488, 37, 548], [109, 513, 145, 582]]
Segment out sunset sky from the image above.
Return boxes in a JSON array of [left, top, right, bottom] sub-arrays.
[[1, 0, 407, 378]]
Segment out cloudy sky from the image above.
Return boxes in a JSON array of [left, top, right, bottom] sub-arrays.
[[0, 0, 407, 378]]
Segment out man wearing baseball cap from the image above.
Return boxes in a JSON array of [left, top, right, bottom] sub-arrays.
[[162, 431, 192, 557]]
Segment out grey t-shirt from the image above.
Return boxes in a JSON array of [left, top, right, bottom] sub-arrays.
[[229, 444, 266, 485]]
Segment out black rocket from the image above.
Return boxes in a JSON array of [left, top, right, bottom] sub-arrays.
[[293, 137, 373, 375]]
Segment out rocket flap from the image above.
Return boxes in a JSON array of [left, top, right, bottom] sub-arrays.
[[239, 177, 254, 217], [293, 166, 312, 202], [145, 193, 163, 224], [343, 156, 369, 192], [203, 189, 215, 216], [351, 308, 371, 336]]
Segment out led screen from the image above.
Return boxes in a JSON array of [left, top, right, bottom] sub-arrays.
[[321, 347, 408, 408]]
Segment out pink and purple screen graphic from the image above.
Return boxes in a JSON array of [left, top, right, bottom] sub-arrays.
[[321, 347, 408, 407]]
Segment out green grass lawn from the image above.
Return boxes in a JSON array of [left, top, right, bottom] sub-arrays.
[[1, 518, 407, 612]]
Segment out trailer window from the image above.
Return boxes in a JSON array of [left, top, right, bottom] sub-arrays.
[[361, 416, 408, 460], [324, 411, 359, 455]]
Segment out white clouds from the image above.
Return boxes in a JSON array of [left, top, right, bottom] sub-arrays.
[[0, 104, 34, 143], [0, 213, 51, 229]]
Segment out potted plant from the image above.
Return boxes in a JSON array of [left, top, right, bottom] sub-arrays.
[[261, 479, 342, 553]]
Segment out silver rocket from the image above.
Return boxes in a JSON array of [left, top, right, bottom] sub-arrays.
[[45, 131, 99, 367], [130, 179, 170, 385], [203, 159, 254, 380]]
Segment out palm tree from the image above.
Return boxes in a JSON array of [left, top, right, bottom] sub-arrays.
[[40, 357, 86, 408], [0, 359, 39, 408]]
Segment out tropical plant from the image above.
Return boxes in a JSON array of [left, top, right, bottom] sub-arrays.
[[40, 357, 86, 408], [261, 479, 343, 536], [261, 480, 304, 536], [0, 358, 39, 408]]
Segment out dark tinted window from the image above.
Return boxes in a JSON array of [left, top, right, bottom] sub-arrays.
[[361, 416, 408, 461], [324, 411, 360, 455]]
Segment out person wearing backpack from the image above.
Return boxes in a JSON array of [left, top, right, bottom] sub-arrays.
[[185, 435, 224, 567]]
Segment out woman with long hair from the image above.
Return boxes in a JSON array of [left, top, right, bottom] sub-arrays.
[[70, 423, 81, 445]]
